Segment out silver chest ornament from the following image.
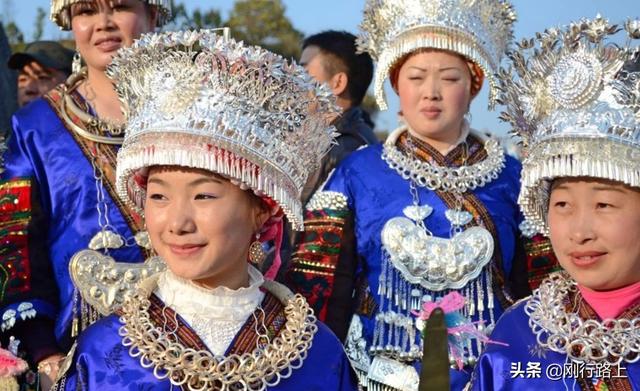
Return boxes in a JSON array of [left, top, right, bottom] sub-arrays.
[[381, 205, 494, 291], [369, 202, 497, 364]]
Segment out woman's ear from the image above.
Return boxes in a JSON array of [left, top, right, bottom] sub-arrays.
[[252, 200, 272, 233]]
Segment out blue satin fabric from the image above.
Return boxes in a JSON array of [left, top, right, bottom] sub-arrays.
[[324, 143, 523, 389], [470, 299, 640, 390], [59, 313, 357, 390], [2, 98, 143, 341]]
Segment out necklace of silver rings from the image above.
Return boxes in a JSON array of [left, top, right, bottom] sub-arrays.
[[525, 272, 640, 365], [381, 126, 506, 193]]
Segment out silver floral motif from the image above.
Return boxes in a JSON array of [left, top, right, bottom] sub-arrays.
[[526, 272, 640, 365], [345, 315, 371, 387], [381, 216, 493, 291], [1, 310, 16, 331], [88, 230, 124, 251], [547, 49, 603, 109], [367, 356, 419, 391], [625, 19, 640, 39], [1, 302, 37, 331], [133, 231, 152, 250], [499, 16, 640, 234], [445, 209, 474, 226], [403, 205, 433, 222], [69, 250, 166, 315], [357, 0, 516, 109], [518, 219, 539, 238]]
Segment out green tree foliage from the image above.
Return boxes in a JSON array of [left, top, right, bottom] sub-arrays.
[[169, 1, 303, 60], [169, 1, 222, 30], [4, 22, 23, 48], [192, 8, 222, 29], [33, 7, 46, 41], [225, 0, 303, 60]]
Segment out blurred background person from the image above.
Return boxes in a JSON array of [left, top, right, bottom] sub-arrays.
[[8, 40, 73, 107], [0, 22, 17, 137], [299, 30, 378, 204]]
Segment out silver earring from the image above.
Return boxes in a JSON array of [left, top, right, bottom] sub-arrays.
[[248, 234, 266, 265], [72, 51, 83, 74]]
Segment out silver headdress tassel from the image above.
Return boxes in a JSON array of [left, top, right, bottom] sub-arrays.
[[50, 0, 172, 30], [357, 0, 516, 109], [110, 30, 339, 230], [498, 15, 640, 235]]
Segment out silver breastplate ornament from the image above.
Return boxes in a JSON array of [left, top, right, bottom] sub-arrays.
[[368, 129, 506, 365]]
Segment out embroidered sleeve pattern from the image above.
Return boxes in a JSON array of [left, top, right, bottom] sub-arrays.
[[524, 234, 560, 291], [0, 178, 33, 302], [288, 191, 350, 321], [519, 220, 561, 290], [0, 178, 59, 333]]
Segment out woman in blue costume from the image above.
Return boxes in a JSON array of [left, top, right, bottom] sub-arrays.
[[53, 30, 357, 391], [0, 0, 171, 388], [471, 16, 640, 391], [286, 0, 533, 390]]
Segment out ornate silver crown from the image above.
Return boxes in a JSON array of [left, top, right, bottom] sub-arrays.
[[357, 0, 516, 109], [50, 0, 172, 30], [110, 30, 338, 230], [498, 16, 640, 234]]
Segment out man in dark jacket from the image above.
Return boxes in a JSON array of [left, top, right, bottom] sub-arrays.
[[299, 30, 378, 204], [267, 31, 378, 281]]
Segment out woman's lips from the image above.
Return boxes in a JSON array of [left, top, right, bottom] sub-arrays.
[[168, 244, 205, 256], [95, 38, 122, 52], [569, 251, 606, 267], [420, 108, 441, 119]]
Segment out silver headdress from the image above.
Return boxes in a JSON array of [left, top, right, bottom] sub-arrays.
[[110, 30, 339, 230], [50, 0, 172, 30], [499, 16, 640, 235], [357, 0, 516, 109]]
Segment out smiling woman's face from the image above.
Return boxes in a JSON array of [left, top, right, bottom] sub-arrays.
[[548, 177, 640, 291], [70, 0, 155, 73], [144, 166, 268, 289]]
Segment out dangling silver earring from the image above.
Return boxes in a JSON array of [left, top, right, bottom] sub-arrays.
[[248, 233, 266, 265], [72, 51, 83, 74], [464, 111, 473, 124]]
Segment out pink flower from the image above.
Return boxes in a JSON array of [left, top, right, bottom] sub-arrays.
[[413, 291, 465, 320], [0, 348, 28, 377]]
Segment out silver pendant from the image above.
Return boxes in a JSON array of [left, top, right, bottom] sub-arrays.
[[402, 205, 433, 221], [134, 231, 153, 250], [88, 230, 124, 250], [445, 209, 473, 226], [381, 216, 494, 291], [69, 250, 166, 315]]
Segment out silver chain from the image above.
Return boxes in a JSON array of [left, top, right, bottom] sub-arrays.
[[91, 154, 138, 251], [405, 135, 469, 237]]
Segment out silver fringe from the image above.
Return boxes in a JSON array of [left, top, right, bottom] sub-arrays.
[[519, 139, 640, 235], [50, 0, 172, 30], [116, 134, 305, 230]]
